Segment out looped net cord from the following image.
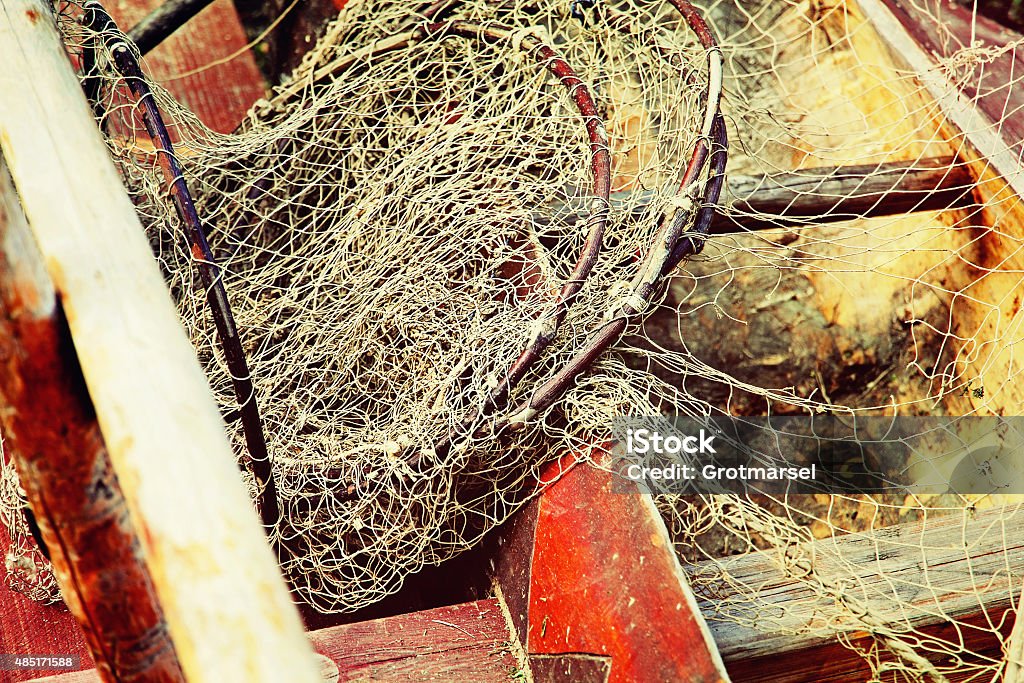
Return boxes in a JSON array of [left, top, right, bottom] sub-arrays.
[[0, 0, 723, 613], [3, 1, 1024, 680]]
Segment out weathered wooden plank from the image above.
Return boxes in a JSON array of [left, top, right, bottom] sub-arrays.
[[878, 0, 1024, 161], [25, 673, 98, 683], [559, 157, 975, 234], [857, 0, 1023, 199], [0, 156, 182, 682], [2, 0, 273, 678], [726, 608, 1010, 683], [689, 503, 1024, 682], [307, 599, 514, 668], [721, 157, 974, 231], [29, 599, 521, 682], [0, 3, 318, 681]]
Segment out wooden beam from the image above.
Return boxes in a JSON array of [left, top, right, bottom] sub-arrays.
[[554, 157, 974, 235], [856, 0, 1024, 199], [690, 503, 1023, 682], [28, 598, 522, 682], [0, 159, 183, 681], [0, 3, 318, 681], [867, 0, 1024, 166], [719, 157, 973, 232], [492, 454, 731, 683]]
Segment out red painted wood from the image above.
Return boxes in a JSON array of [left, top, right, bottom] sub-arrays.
[[27, 599, 519, 683], [528, 653, 611, 683], [502, 456, 728, 683], [0, 520, 93, 683], [105, 0, 266, 133], [20, 674, 95, 683], [310, 598, 518, 680]]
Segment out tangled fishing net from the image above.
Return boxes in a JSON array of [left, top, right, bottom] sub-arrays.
[[2, 0, 1024, 680], [1, 0, 724, 612]]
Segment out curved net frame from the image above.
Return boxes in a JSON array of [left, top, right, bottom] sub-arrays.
[[2, 0, 1024, 680]]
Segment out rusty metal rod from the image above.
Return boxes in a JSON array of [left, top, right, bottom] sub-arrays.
[[82, 2, 279, 532]]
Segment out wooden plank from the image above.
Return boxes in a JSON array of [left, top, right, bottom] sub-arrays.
[[714, 608, 1011, 683], [721, 157, 973, 230], [877, 0, 1024, 158], [2, 0, 269, 678], [857, 0, 1024, 199], [0, 157, 182, 681], [30, 599, 521, 683], [690, 504, 1024, 682], [309, 599, 518, 681], [105, 0, 266, 133], [493, 455, 731, 683], [250, 0, 343, 83], [557, 157, 974, 234], [0, 3, 318, 681]]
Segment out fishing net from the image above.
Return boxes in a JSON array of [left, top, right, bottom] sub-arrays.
[[641, 1, 1024, 681], [3, 0, 725, 613], [1, 0, 1022, 680]]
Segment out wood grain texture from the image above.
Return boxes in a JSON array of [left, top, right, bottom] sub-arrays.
[[309, 598, 518, 681], [879, 0, 1024, 162], [0, 159, 182, 682], [692, 504, 1023, 682], [489, 483, 539, 650], [858, 0, 1023, 198], [557, 157, 975, 235], [106, 0, 265, 132], [0, 3, 317, 681], [24, 673, 98, 683], [29, 599, 520, 683], [3, 1, 269, 679], [528, 653, 612, 683], [722, 157, 974, 231]]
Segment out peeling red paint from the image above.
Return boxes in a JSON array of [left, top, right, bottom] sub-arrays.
[[504, 455, 728, 683]]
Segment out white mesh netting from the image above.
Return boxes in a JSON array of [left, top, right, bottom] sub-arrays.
[[2, 0, 1023, 680]]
